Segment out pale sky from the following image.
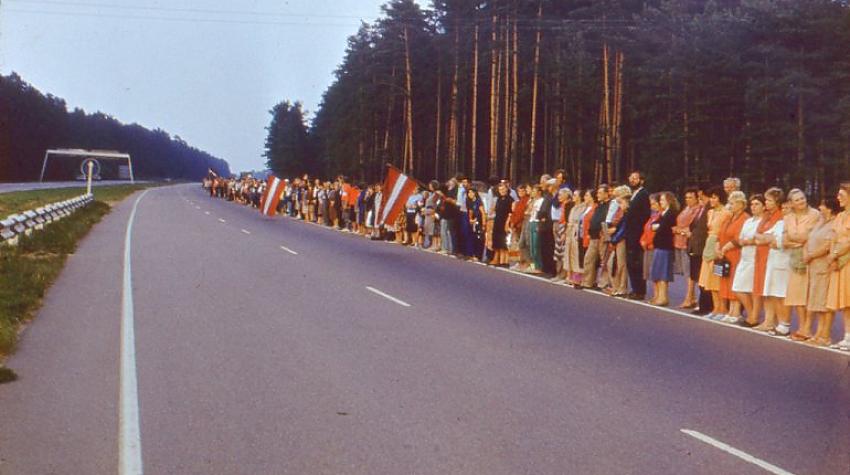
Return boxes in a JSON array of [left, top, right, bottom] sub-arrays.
[[0, 0, 390, 172]]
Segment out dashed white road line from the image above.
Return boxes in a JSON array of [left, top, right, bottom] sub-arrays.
[[194, 206, 201, 210], [204, 211, 210, 215], [681, 429, 795, 475], [241, 229, 251, 235], [279, 245, 298, 255], [218, 218, 226, 223], [366, 286, 411, 307], [120, 189, 149, 475]]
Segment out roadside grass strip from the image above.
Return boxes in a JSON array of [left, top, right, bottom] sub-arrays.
[[0, 185, 155, 378], [0, 184, 153, 216]]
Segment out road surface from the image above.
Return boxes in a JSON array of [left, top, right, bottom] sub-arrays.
[[1, 183, 847, 474]]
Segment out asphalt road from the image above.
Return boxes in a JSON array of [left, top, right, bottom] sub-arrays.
[[1, 183, 848, 475]]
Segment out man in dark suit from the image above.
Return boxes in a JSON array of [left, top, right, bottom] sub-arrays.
[[624, 171, 650, 300], [536, 179, 557, 276]]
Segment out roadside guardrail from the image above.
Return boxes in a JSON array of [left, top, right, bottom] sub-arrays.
[[0, 193, 94, 247]]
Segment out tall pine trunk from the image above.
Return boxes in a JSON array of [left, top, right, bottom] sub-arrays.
[[448, 24, 460, 175], [489, 14, 499, 177], [435, 62, 442, 179], [471, 21, 479, 179], [403, 26, 415, 174], [529, 2, 542, 178], [510, 17, 519, 183], [502, 17, 511, 178]]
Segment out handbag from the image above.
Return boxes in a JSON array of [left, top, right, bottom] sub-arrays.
[[713, 258, 731, 277], [789, 248, 807, 274]]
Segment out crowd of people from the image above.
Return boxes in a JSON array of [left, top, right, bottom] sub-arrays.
[[203, 171, 850, 352]]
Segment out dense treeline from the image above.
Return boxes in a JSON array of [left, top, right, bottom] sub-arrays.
[[266, 0, 850, 195], [0, 72, 230, 182]]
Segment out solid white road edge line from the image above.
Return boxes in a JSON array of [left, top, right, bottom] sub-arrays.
[[366, 286, 411, 307], [241, 229, 251, 235], [120, 189, 150, 475], [681, 429, 795, 475], [218, 218, 226, 223], [280, 245, 298, 255]]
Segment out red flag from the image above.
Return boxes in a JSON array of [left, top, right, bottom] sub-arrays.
[[379, 166, 418, 226], [260, 176, 284, 217]]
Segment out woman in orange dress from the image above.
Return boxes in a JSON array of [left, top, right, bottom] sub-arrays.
[[717, 191, 749, 323], [804, 197, 839, 346], [783, 189, 821, 340], [698, 187, 730, 318], [827, 182, 850, 351]]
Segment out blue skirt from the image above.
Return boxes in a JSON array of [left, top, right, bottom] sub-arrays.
[[650, 249, 674, 282]]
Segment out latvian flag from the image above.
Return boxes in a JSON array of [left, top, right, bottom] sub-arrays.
[[378, 165, 418, 226], [260, 176, 284, 217]]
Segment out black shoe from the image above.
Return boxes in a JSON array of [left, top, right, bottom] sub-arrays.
[[691, 308, 709, 316], [627, 293, 645, 301]]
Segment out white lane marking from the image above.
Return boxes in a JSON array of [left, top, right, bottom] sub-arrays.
[[218, 218, 226, 223], [194, 206, 201, 210], [241, 229, 251, 235], [120, 189, 150, 475], [681, 429, 795, 475], [204, 211, 210, 215], [366, 286, 411, 307], [280, 245, 298, 255]]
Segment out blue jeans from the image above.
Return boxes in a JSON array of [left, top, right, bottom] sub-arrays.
[[440, 218, 455, 254], [529, 223, 542, 270]]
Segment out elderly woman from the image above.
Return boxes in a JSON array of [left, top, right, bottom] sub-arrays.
[[755, 188, 790, 335], [649, 192, 680, 306], [564, 189, 588, 286], [716, 191, 749, 323], [783, 189, 821, 341], [734, 194, 765, 327], [575, 190, 597, 287], [827, 183, 850, 351], [804, 197, 839, 346], [552, 188, 574, 282], [609, 185, 633, 296], [698, 187, 730, 319]]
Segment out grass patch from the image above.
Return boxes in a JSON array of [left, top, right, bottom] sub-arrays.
[[0, 183, 153, 216], [0, 183, 155, 371]]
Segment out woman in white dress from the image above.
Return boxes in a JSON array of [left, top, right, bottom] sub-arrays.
[[757, 188, 791, 335], [733, 194, 765, 326]]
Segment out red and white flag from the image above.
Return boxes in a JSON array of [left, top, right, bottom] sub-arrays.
[[260, 176, 284, 217], [378, 165, 418, 226]]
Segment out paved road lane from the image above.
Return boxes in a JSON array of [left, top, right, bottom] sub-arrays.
[[161, 185, 849, 474], [1, 183, 848, 474]]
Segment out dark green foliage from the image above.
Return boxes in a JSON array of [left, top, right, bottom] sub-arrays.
[[286, 0, 850, 194], [264, 101, 316, 176], [0, 73, 230, 182]]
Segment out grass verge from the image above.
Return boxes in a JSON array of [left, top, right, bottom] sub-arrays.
[[0, 184, 154, 381], [0, 184, 152, 217]]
